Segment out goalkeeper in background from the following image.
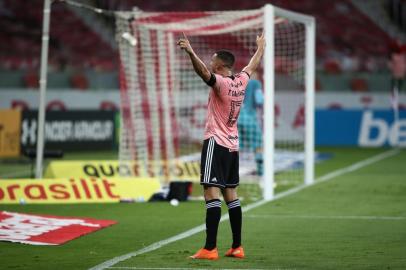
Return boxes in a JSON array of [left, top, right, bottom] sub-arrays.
[[238, 72, 264, 175], [177, 32, 265, 260]]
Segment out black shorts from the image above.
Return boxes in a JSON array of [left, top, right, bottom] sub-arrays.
[[200, 137, 239, 188]]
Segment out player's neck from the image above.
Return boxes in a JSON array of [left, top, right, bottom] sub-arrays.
[[216, 69, 232, 77]]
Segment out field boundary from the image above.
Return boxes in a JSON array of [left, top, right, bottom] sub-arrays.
[[108, 267, 292, 270], [245, 214, 406, 221], [108, 267, 293, 270], [89, 149, 401, 270]]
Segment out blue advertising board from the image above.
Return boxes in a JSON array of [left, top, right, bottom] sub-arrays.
[[316, 109, 406, 147]]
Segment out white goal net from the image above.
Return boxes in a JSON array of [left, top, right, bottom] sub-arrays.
[[115, 5, 315, 200]]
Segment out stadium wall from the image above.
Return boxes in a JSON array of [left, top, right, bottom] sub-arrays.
[[0, 90, 405, 148]]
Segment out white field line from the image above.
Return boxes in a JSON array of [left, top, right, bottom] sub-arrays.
[[246, 214, 406, 221], [89, 149, 401, 270], [108, 267, 291, 270], [108, 267, 293, 270]]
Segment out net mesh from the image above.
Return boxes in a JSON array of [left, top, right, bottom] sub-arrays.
[[115, 8, 309, 199], [273, 20, 306, 192]]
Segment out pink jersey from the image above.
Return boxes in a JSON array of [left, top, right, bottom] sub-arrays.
[[204, 72, 250, 150]]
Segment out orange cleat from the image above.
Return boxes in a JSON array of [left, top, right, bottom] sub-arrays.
[[189, 248, 219, 260], [225, 246, 245, 258]]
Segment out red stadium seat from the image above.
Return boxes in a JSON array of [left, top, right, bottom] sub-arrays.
[[0, 0, 394, 78], [324, 59, 341, 74], [70, 73, 89, 90], [23, 71, 39, 89], [350, 77, 369, 92]]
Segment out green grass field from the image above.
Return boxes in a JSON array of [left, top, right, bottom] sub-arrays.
[[1, 147, 405, 270]]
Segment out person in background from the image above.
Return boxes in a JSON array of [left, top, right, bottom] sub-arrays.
[[388, 40, 406, 94], [238, 71, 264, 175]]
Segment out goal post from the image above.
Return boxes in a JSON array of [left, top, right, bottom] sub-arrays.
[[115, 4, 315, 200], [263, 4, 275, 200], [263, 5, 316, 199]]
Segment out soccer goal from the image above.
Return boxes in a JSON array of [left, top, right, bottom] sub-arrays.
[[115, 4, 315, 200]]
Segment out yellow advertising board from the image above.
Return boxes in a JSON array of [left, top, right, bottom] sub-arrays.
[[0, 110, 21, 158], [44, 160, 200, 182], [0, 177, 160, 204]]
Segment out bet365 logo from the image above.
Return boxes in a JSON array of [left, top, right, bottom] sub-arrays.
[[358, 111, 406, 147]]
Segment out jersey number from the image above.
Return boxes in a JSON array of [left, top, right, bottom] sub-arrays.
[[227, 101, 242, 127]]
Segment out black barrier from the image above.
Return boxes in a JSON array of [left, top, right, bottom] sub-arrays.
[[167, 181, 193, 201], [20, 110, 116, 151]]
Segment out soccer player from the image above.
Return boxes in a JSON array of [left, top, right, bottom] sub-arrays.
[[177, 32, 265, 260], [238, 72, 264, 175]]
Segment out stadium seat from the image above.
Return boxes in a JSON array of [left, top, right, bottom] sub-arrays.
[[324, 59, 341, 74], [1, 0, 116, 71], [0, 0, 396, 91], [70, 73, 89, 90], [23, 71, 39, 89], [315, 77, 322, 91], [350, 77, 369, 92]]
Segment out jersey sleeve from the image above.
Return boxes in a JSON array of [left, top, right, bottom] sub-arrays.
[[205, 73, 216, 87], [239, 71, 250, 88], [205, 73, 227, 94]]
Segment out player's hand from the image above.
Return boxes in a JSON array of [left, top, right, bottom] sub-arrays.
[[256, 32, 265, 50], [177, 32, 193, 54]]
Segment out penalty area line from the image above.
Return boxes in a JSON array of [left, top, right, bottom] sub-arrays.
[[108, 267, 289, 270], [89, 148, 400, 270], [245, 214, 406, 221]]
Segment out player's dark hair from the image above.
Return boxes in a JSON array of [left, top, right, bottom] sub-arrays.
[[215, 50, 235, 69]]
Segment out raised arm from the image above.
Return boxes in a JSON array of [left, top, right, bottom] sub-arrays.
[[177, 32, 211, 83], [243, 32, 266, 76]]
